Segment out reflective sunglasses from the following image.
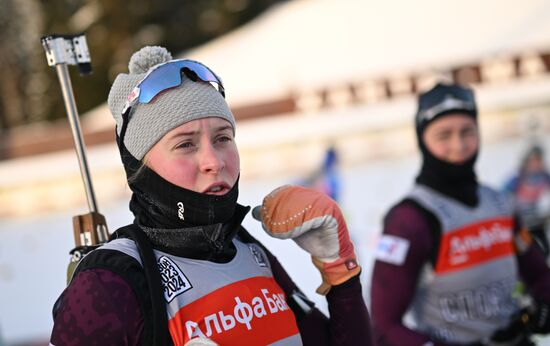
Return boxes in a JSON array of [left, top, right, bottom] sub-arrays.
[[417, 95, 475, 122], [125, 59, 225, 111], [141, 59, 224, 102], [417, 85, 476, 124], [118, 59, 225, 149]]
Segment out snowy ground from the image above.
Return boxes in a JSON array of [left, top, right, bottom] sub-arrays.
[[1, 134, 550, 345]]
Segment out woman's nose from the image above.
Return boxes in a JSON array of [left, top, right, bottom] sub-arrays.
[[199, 143, 224, 173], [451, 135, 467, 154]]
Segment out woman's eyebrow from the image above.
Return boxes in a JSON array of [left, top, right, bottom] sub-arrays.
[[214, 125, 233, 133], [167, 125, 232, 141], [167, 130, 198, 141], [434, 129, 453, 136]]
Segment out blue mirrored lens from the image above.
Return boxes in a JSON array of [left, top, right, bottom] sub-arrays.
[[138, 63, 182, 103], [137, 60, 224, 103]]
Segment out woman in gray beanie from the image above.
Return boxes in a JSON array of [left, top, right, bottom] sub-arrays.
[[49, 46, 371, 346]]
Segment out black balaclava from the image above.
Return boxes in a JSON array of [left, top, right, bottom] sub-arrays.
[[415, 82, 480, 207]]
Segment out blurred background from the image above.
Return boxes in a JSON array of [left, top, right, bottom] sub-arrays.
[[1, 0, 550, 344]]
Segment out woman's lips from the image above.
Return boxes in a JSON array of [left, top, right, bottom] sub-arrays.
[[203, 182, 230, 195]]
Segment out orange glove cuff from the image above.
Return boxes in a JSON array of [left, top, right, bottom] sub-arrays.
[[312, 256, 361, 295]]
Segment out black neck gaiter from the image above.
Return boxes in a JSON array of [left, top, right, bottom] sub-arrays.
[[416, 139, 479, 207], [128, 166, 239, 229], [139, 204, 250, 262]]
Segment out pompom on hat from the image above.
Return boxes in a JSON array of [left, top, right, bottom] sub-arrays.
[[108, 46, 235, 160]]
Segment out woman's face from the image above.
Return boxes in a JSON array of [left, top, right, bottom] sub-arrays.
[[525, 153, 544, 174], [422, 113, 479, 164], [146, 117, 240, 195]]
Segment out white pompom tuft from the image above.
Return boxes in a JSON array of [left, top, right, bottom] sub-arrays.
[[128, 46, 172, 74]]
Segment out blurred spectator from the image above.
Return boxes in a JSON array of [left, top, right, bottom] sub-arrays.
[[503, 145, 550, 256], [298, 146, 341, 201]]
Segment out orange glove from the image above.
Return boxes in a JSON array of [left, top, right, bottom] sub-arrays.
[[253, 185, 360, 295]]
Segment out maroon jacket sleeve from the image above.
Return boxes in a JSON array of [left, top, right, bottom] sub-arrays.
[[370, 201, 455, 346], [50, 268, 143, 346], [266, 251, 373, 346], [515, 225, 550, 302]]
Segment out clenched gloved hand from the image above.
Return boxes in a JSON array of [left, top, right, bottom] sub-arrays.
[[253, 185, 361, 295], [525, 300, 550, 334], [475, 310, 535, 346]]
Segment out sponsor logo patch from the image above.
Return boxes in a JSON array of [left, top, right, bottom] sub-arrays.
[[168, 277, 299, 345], [375, 235, 410, 265], [158, 255, 192, 302], [436, 217, 514, 274], [248, 244, 267, 267], [345, 259, 358, 270], [177, 202, 185, 220]]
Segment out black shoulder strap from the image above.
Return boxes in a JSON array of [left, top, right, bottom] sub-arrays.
[[114, 224, 172, 346]]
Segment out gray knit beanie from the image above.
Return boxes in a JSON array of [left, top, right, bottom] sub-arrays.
[[108, 46, 235, 160]]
